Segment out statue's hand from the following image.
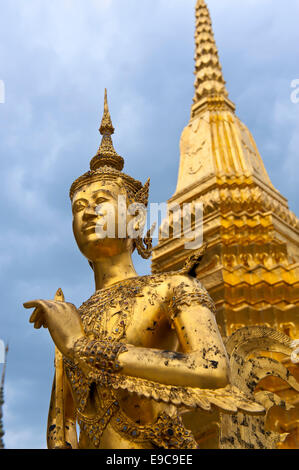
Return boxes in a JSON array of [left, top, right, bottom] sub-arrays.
[[23, 299, 85, 359]]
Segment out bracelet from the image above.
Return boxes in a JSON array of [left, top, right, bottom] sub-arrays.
[[73, 336, 128, 373], [169, 290, 216, 323]]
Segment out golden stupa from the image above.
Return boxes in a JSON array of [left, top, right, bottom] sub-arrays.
[[152, 0, 299, 448]]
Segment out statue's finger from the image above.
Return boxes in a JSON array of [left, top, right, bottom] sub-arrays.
[[24, 301, 41, 309], [34, 318, 44, 329], [29, 307, 42, 323]]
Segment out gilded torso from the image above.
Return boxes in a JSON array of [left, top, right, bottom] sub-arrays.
[[64, 272, 215, 449]]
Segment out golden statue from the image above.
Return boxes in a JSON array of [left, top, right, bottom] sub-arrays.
[[23, 90, 268, 450]]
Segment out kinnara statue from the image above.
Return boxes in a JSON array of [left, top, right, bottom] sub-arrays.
[[23, 91, 299, 449]]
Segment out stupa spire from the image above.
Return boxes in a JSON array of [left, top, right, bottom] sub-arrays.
[[192, 0, 234, 116], [90, 89, 124, 172]]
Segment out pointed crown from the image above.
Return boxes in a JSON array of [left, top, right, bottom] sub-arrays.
[[70, 90, 150, 206]]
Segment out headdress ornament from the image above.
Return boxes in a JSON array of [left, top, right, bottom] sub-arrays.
[[69, 89, 150, 207]]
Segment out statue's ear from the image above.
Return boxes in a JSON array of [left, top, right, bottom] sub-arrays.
[[137, 206, 147, 230], [132, 204, 148, 239]]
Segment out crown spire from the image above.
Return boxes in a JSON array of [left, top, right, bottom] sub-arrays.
[[70, 90, 149, 203], [192, 0, 234, 115], [90, 89, 124, 172], [99, 88, 115, 135]]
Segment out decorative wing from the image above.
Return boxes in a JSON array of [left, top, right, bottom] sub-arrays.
[[178, 244, 207, 276], [220, 326, 299, 449], [225, 326, 299, 398], [86, 369, 265, 414]]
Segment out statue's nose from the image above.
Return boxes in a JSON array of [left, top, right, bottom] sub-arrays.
[[82, 204, 97, 220]]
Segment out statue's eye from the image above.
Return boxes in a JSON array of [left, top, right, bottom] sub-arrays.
[[73, 200, 87, 214], [95, 197, 108, 205]]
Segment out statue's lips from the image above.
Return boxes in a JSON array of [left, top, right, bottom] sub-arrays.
[[82, 222, 97, 233]]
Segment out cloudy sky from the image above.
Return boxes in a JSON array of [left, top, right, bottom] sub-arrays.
[[0, 0, 298, 449]]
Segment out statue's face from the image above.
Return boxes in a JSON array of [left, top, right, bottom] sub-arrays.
[[72, 180, 132, 261]]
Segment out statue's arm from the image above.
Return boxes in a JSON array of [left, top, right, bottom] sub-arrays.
[[73, 275, 230, 390], [24, 280, 229, 390], [117, 306, 230, 389]]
